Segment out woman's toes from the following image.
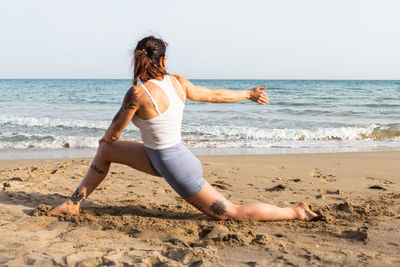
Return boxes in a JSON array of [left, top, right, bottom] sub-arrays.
[[49, 201, 80, 215], [295, 202, 319, 221]]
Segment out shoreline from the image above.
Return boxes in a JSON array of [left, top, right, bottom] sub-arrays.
[[1, 146, 400, 160]]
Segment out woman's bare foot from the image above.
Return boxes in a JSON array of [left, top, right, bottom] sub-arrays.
[[49, 200, 80, 215], [294, 202, 319, 221]]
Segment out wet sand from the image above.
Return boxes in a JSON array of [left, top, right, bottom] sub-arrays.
[[0, 151, 399, 266]]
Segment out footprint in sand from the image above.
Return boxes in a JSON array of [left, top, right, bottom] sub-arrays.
[[225, 167, 239, 174], [386, 242, 399, 247], [366, 176, 394, 186], [317, 189, 343, 195], [211, 179, 232, 190], [265, 165, 286, 171], [311, 168, 336, 182], [324, 189, 344, 200], [337, 228, 368, 242]]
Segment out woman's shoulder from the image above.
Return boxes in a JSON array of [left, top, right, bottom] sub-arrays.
[[125, 85, 143, 95], [122, 85, 148, 106], [170, 74, 184, 80], [170, 74, 189, 86]]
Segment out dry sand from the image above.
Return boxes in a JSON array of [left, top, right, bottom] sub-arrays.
[[0, 151, 399, 266]]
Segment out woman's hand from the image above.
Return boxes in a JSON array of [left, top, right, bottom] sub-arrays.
[[249, 86, 269, 105], [98, 136, 106, 144], [98, 136, 116, 144]]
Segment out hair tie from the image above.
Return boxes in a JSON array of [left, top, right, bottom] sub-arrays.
[[142, 49, 148, 55]]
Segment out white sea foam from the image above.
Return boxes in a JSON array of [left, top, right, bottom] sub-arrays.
[[0, 115, 109, 130], [2, 135, 399, 150], [184, 139, 400, 149], [1, 118, 399, 150], [0, 134, 100, 149], [182, 124, 390, 141], [0, 121, 400, 149], [0, 115, 138, 132]]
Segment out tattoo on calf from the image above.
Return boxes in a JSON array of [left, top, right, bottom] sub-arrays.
[[69, 188, 85, 205], [210, 200, 227, 216], [90, 164, 105, 175]]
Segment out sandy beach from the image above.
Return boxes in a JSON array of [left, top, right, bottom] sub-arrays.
[[0, 151, 399, 266]]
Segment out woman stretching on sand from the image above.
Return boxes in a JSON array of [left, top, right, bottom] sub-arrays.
[[51, 36, 318, 221]]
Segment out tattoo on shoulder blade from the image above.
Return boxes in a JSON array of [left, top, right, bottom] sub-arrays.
[[210, 200, 227, 216], [69, 188, 85, 205], [90, 163, 105, 175]]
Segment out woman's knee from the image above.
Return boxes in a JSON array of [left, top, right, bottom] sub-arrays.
[[185, 183, 243, 220], [96, 141, 114, 162]]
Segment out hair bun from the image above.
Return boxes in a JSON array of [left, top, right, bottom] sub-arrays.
[[133, 35, 168, 85], [145, 47, 153, 57]]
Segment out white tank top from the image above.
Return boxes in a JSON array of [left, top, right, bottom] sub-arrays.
[[132, 75, 185, 150]]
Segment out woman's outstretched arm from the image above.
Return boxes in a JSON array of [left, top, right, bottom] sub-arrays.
[[173, 75, 269, 105]]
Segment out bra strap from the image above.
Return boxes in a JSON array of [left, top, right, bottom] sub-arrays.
[[170, 75, 186, 100], [141, 84, 161, 115]]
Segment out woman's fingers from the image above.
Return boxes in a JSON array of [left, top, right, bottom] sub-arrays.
[[249, 86, 269, 105], [261, 95, 269, 103], [254, 86, 267, 92], [251, 96, 269, 104], [259, 97, 269, 104], [257, 94, 269, 104]]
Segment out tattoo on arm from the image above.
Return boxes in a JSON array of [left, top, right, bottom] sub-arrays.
[[112, 108, 123, 123], [111, 88, 138, 124], [69, 188, 85, 205], [90, 163, 105, 175], [122, 102, 136, 110], [210, 200, 227, 216], [122, 88, 138, 110], [112, 123, 123, 132]]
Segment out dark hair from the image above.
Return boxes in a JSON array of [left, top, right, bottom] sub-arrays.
[[133, 36, 168, 85]]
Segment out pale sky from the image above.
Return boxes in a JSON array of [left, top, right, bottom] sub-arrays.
[[0, 0, 399, 79]]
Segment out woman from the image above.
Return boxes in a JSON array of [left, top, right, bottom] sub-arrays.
[[51, 36, 318, 221]]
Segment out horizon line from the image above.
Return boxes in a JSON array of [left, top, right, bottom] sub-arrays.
[[1, 78, 399, 81]]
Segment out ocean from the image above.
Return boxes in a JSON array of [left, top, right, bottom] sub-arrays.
[[1, 79, 399, 159]]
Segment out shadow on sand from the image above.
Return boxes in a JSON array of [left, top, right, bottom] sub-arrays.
[[0, 190, 207, 221]]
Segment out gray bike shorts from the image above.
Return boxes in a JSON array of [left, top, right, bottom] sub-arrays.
[[146, 142, 206, 199]]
